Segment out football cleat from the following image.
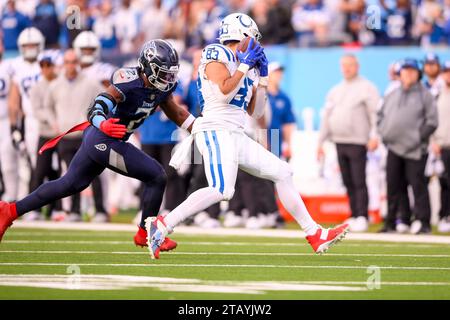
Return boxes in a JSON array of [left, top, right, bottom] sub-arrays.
[[306, 224, 349, 254], [146, 216, 170, 259], [0, 202, 18, 242], [134, 226, 177, 251]]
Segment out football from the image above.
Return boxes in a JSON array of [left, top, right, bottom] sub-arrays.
[[237, 36, 257, 52]]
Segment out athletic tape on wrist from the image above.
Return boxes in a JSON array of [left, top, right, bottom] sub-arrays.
[[259, 76, 268, 86], [237, 63, 250, 74], [181, 114, 196, 130]]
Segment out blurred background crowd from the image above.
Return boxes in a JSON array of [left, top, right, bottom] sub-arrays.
[[0, 0, 450, 235], [1, 0, 450, 58]]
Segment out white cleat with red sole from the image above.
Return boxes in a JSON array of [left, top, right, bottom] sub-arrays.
[[306, 223, 349, 254]]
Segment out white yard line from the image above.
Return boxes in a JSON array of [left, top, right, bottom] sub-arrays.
[[3, 239, 446, 248], [1, 274, 449, 293], [0, 262, 449, 270], [11, 221, 450, 244], [0, 274, 367, 293], [1, 250, 449, 258]]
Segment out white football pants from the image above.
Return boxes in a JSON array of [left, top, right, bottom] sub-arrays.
[[164, 130, 318, 235]]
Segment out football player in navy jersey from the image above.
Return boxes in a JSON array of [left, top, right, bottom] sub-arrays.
[[0, 40, 197, 251]]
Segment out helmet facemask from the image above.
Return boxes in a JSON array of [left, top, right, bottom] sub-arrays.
[[20, 44, 40, 61], [77, 47, 98, 65], [142, 61, 179, 92]]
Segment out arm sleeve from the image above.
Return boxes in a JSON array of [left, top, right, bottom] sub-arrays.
[[110, 68, 140, 101], [251, 86, 268, 119], [87, 93, 117, 128]]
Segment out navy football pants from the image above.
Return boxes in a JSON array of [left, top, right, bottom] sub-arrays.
[[16, 126, 166, 228]]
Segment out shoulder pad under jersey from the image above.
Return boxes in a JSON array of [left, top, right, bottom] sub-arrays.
[[111, 67, 142, 99], [201, 44, 236, 65], [111, 67, 140, 85]]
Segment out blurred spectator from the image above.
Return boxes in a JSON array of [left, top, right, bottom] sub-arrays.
[[183, 0, 205, 49], [73, 31, 116, 87], [423, 52, 444, 96], [223, 0, 249, 13], [14, 0, 38, 17], [8, 27, 45, 200], [385, 59, 412, 233], [323, 0, 351, 45], [249, 0, 271, 45], [139, 0, 169, 45], [196, 0, 226, 46], [64, 0, 94, 47], [318, 54, 380, 232], [340, 0, 367, 44], [266, 62, 296, 159], [33, 0, 60, 48], [92, 0, 118, 51], [291, 0, 330, 47], [415, 0, 448, 47], [423, 53, 449, 234], [430, 60, 450, 233], [250, 0, 295, 45], [114, 0, 139, 54], [45, 49, 107, 222], [384, 60, 402, 95], [381, 0, 413, 45], [0, 36, 19, 203], [1, 0, 31, 51], [377, 58, 438, 234], [29, 51, 62, 220]]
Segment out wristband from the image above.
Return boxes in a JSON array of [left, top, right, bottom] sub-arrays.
[[181, 114, 195, 130], [237, 63, 250, 74], [259, 76, 268, 87]]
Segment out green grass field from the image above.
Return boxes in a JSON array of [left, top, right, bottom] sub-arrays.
[[0, 226, 449, 300]]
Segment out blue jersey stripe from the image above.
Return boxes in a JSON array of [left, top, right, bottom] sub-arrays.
[[196, 76, 205, 112], [224, 46, 236, 63], [211, 131, 225, 194], [204, 131, 216, 188], [212, 45, 232, 63]]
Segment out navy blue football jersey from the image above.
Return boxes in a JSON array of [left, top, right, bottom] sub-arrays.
[[109, 67, 176, 139]]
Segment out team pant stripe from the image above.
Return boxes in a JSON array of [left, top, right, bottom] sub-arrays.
[[203, 131, 216, 188], [211, 131, 224, 194]]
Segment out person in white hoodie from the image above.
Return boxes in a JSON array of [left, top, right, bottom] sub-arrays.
[[318, 54, 380, 232], [430, 61, 450, 233]]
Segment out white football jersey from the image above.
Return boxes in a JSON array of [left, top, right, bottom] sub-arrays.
[[196, 43, 259, 131], [82, 62, 116, 85], [0, 60, 11, 119], [9, 57, 41, 117]]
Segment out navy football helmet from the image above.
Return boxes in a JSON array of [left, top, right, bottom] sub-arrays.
[[138, 40, 179, 92]]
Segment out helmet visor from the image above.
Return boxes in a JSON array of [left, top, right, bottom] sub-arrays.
[[149, 63, 179, 91]]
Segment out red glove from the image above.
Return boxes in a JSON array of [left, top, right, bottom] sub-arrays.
[[99, 118, 127, 139]]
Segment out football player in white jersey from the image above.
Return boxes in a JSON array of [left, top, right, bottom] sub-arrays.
[[73, 31, 116, 88], [8, 27, 44, 199], [147, 13, 349, 259], [73, 30, 117, 222], [0, 38, 20, 202]]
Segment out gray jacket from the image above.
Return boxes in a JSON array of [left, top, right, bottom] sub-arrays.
[[378, 82, 438, 160]]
